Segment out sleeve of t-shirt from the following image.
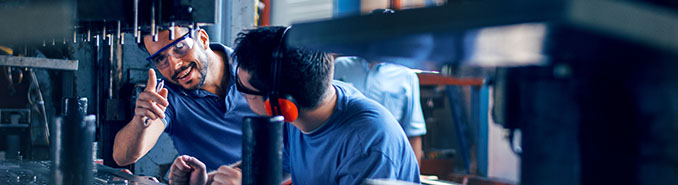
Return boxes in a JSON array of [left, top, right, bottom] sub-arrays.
[[404, 70, 427, 137], [162, 101, 175, 135], [335, 150, 398, 185]]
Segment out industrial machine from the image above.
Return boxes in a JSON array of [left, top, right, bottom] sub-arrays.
[[1, 0, 220, 184], [287, 0, 678, 184]]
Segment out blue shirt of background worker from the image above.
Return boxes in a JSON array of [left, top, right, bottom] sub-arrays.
[[334, 56, 427, 162], [282, 81, 421, 185], [162, 44, 256, 171]]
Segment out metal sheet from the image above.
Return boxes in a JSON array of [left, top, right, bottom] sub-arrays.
[[0, 56, 78, 71]]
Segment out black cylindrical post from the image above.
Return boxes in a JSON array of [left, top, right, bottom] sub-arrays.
[[51, 97, 96, 185], [242, 116, 284, 185]]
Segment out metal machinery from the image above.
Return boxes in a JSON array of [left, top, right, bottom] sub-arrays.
[[0, 0, 219, 184], [287, 0, 678, 185]]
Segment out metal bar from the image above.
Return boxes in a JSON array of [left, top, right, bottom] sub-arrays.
[[117, 20, 121, 40], [417, 73, 485, 86], [151, 0, 157, 42], [446, 85, 471, 174], [0, 125, 30, 128], [134, 0, 138, 38], [471, 84, 490, 176], [0, 55, 78, 70]]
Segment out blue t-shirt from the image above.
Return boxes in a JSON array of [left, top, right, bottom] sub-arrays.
[[282, 81, 420, 185], [334, 56, 427, 137], [162, 43, 256, 171]]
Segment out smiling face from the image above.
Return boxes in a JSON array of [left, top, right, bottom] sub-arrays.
[[143, 28, 210, 90]]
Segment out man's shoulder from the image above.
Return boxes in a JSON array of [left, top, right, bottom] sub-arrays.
[[335, 82, 398, 128], [334, 56, 366, 69], [379, 62, 416, 76]]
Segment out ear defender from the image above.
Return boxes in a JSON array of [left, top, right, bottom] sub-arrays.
[[266, 26, 297, 122], [265, 94, 299, 122]]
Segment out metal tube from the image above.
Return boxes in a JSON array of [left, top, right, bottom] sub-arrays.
[[134, 0, 139, 37], [153, 28, 158, 42], [102, 24, 106, 40], [73, 29, 77, 43], [242, 116, 283, 185], [151, 0, 156, 42], [51, 97, 95, 185], [108, 34, 112, 46], [87, 29, 91, 42], [136, 29, 141, 43], [117, 21, 121, 40], [189, 23, 194, 38], [169, 22, 175, 40], [121, 33, 125, 45]]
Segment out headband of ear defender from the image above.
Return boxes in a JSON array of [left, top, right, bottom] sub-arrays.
[[265, 26, 299, 122]]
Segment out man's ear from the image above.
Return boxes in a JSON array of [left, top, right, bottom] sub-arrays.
[[197, 29, 210, 50]]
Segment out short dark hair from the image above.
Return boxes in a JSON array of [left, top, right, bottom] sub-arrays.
[[233, 26, 334, 110]]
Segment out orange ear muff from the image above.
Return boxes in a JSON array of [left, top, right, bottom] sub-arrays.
[[265, 98, 299, 122]]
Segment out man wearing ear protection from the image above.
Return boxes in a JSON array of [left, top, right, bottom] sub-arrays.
[[168, 26, 420, 185], [112, 27, 256, 175]]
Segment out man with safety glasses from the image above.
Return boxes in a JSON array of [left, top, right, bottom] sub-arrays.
[[112, 27, 255, 175]]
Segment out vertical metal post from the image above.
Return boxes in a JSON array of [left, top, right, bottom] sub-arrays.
[[471, 83, 489, 176], [242, 116, 283, 185], [133, 0, 139, 38], [151, 0, 157, 42], [227, 0, 256, 46], [446, 85, 471, 174]]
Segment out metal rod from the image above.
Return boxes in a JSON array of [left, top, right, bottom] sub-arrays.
[[169, 22, 175, 40], [121, 32, 125, 45], [136, 29, 141, 43], [153, 30, 158, 42], [73, 28, 77, 43], [102, 23, 106, 40], [117, 20, 121, 40], [192, 22, 199, 38], [107, 34, 112, 46], [95, 35, 99, 47], [189, 24, 194, 38], [150, 0, 156, 42], [133, 0, 139, 37], [87, 29, 91, 42]]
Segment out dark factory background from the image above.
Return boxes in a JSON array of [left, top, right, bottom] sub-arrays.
[[1, 0, 677, 185]]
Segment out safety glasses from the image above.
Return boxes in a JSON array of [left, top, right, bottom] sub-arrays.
[[146, 33, 194, 69], [235, 65, 267, 96]]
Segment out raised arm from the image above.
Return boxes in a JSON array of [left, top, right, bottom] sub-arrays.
[[113, 69, 170, 166]]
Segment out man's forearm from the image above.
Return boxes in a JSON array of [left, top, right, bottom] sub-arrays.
[[408, 136, 423, 164], [113, 116, 164, 166]]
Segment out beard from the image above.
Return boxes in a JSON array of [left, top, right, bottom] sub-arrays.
[[182, 47, 210, 91]]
